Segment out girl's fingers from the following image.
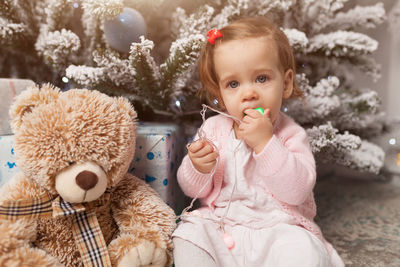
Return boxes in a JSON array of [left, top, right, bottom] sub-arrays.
[[263, 108, 271, 119], [242, 115, 251, 124], [243, 108, 260, 118], [188, 140, 205, 153], [200, 151, 219, 163], [192, 155, 218, 173], [193, 143, 214, 157], [237, 124, 245, 136], [201, 161, 218, 172]]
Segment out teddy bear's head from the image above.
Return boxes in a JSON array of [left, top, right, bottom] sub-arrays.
[[9, 84, 137, 203]]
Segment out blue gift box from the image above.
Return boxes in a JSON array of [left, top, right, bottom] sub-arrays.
[[0, 123, 186, 212], [0, 135, 19, 187], [129, 122, 186, 213]]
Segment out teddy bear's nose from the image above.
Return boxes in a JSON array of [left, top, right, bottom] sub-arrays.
[[75, 171, 98, 191]]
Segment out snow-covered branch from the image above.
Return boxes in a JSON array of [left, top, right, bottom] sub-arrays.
[[81, 0, 124, 20], [317, 3, 386, 32], [66, 65, 106, 87], [35, 29, 80, 69], [307, 31, 378, 57]]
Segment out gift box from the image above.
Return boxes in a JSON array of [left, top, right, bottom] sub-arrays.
[[0, 78, 36, 135], [129, 122, 187, 214], [0, 135, 19, 187], [0, 122, 187, 213]]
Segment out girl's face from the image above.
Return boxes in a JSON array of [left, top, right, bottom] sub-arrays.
[[213, 37, 293, 124]]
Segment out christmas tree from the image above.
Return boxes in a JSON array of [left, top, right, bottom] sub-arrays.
[[0, 0, 387, 174]]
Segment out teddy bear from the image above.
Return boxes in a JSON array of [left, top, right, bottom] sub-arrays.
[[0, 84, 177, 267]]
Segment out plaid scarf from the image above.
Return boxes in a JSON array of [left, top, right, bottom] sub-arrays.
[[0, 191, 112, 267]]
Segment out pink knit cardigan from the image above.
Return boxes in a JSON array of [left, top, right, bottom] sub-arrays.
[[177, 112, 333, 253]]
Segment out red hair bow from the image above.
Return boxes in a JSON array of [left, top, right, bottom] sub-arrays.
[[207, 29, 222, 45]]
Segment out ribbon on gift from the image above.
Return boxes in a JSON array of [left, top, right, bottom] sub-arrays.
[[0, 190, 112, 267], [8, 79, 16, 99]]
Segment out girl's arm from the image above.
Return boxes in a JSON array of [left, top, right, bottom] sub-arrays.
[[176, 116, 219, 199], [253, 127, 316, 206], [177, 154, 214, 198]]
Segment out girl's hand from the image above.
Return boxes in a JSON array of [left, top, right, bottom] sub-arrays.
[[188, 140, 219, 174], [237, 108, 273, 154]]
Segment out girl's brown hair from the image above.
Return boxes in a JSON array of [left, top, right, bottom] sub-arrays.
[[198, 16, 302, 106]]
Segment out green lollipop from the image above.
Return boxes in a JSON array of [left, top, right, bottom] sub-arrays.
[[254, 107, 264, 114], [243, 107, 264, 116]]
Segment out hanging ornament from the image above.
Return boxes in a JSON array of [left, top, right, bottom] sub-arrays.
[[222, 232, 235, 250], [373, 122, 400, 176], [103, 7, 146, 53], [60, 76, 75, 91], [170, 95, 186, 114]]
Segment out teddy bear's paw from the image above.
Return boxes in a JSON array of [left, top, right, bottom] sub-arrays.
[[118, 240, 167, 267]]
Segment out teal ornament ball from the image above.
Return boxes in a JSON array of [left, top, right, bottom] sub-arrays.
[[103, 7, 146, 53]]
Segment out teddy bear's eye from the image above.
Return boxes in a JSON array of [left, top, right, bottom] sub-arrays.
[[68, 161, 75, 166]]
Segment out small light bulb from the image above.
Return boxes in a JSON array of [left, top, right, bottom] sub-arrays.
[[389, 138, 396, 145], [73, 2, 79, 8], [175, 100, 181, 107], [62, 77, 69, 83], [213, 99, 219, 105], [283, 107, 288, 112]]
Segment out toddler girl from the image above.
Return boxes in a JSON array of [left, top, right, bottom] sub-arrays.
[[172, 17, 345, 267]]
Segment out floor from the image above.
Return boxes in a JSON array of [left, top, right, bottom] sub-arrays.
[[315, 173, 400, 267]]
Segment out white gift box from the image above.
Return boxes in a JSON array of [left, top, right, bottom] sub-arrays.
[[0, 122, 186, 212], [0, 78, 36, 135]]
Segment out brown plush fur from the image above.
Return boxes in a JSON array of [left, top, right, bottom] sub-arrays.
[[0, 85, 176, 266]]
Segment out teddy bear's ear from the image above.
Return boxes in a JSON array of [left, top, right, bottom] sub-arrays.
[[9, 83, 60, 131], [115, 96, 137, 121]]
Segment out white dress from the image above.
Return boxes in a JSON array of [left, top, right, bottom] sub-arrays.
[[173, 130, 337, 267]]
